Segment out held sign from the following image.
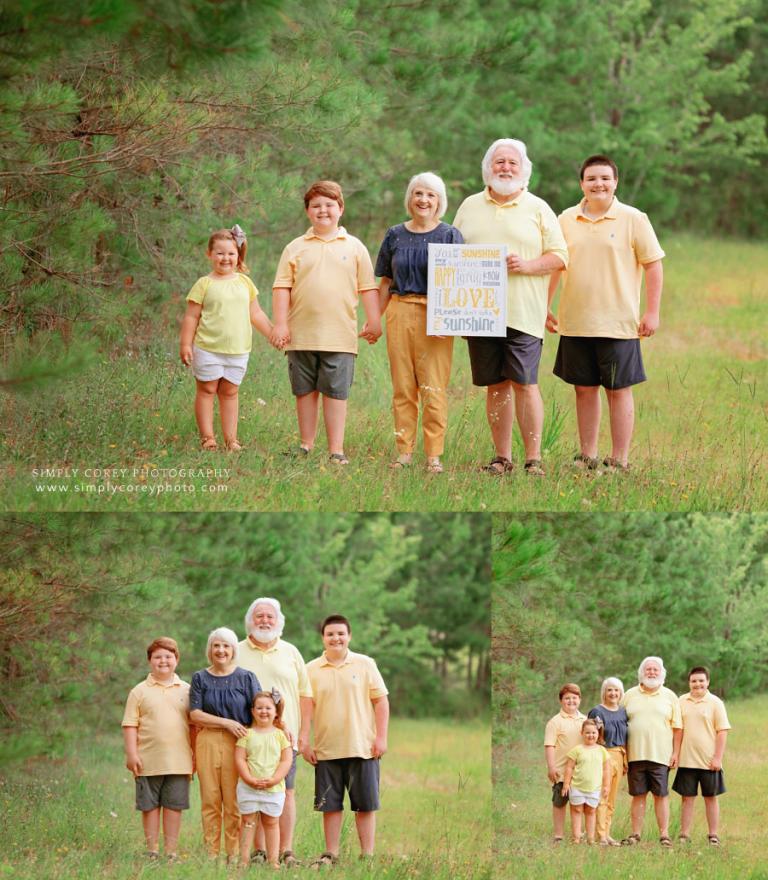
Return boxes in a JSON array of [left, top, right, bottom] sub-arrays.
[[427, 243, 507, 336]]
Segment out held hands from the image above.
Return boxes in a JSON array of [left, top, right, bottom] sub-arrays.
[[638, 311, 660, 337], [252, 777, 276, 790], [359, 320, 382, 345], [180, 345, 193, 366], [545, 310, 559, 334], [371, 735, 388, 759], [269, 322, 290, 350]]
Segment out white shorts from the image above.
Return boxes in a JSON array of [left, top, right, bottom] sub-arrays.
[[568, 787, 600, 808], [236, 780, 286, 817], [192, 345, 249, 385]]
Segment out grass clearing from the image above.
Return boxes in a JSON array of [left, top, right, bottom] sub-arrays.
[[2, 235, 766, 511], [0, 717, 490, 880], [494, 696, 767, 879]]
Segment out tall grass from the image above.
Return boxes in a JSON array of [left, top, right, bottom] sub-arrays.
[[0, 718, 490, 879], [493, 696, 767, 879], [2, 235, 766, 511]]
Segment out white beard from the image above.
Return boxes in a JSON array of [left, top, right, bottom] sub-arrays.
[[489, 174, 526, 196], [249, 626, 282, 644], [641, 674, 665, 689]]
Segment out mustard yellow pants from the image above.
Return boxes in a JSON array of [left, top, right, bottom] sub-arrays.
[[196, 727, 240, 857], [385, 296, 454, 457], [596, 746, 625, 839]]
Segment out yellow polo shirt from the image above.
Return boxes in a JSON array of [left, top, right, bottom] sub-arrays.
[[678, 690, 731, 770], [557, 198, 665, 338], [237, 637, 313, 743], [186, 273, 259, 354], [305, 650, 388, 760], [273, 227, 378, 354], [543, 710, 587, 781], [122, 674, 192, 775], [452, 189, 568, 339], [622, 685, 682, 765]]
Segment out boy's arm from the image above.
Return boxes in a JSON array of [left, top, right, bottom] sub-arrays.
[[271, 287, 291, 348], [561, 757, 575, 794], [250, 298, 273, 341], [180, 301, 202, 365], [638, 259, 663, 336], [371, 695, 389, 758], [122, 726, 142, 775], [546, 270, 562, 333], [710, 729, 728, 770], [359, 288, 382, 344], [544, 745, 558, 783]]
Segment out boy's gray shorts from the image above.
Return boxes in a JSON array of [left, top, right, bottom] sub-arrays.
[[135, 774, 190, 812], [287, 350, 355, 400]]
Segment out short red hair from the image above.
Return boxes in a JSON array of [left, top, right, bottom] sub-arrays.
[[304, 180, 344, 209], [146, 637, 179, 660]]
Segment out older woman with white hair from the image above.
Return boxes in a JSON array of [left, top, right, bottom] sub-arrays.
[[190, 627, 261, 864], [587, 677, 628, 846], [374, 171, 464, 473], [237, 598, 312, 868]]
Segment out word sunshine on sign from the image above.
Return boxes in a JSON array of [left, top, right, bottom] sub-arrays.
[[426, 243, 507, 336]]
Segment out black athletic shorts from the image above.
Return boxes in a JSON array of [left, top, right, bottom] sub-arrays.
[[627, 760, 669, 797], [313, 757, 380, 812], [553, 336, 646, 389], [672, 766, 726, 798], [467, 328, 543, 386]]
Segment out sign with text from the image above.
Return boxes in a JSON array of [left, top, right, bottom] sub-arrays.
[[427, 243, 507, 336]]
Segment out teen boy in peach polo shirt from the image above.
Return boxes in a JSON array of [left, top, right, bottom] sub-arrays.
[[673, 666, 731, 846], [301, 614, 389, 867], [271, 181, 381, 465], [122, 637, 192, 864], [547, 154, 665, 472], [544, 683, 586, 843]]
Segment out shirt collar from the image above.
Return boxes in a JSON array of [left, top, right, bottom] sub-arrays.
[[246, 636, 280, 654], [683, 690, 710, 702], [319, 650, 352, 667], [303, 226, 348, 241], [577, 196, 620, 221], [559, 709, 584, 720], [146, 673, 182, 687], [484, 187, 525, 207]]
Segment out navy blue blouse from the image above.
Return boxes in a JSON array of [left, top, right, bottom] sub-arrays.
[[588, 704, 628, 748], [375, 222, 464, 295], [189, 667, 261, 727]]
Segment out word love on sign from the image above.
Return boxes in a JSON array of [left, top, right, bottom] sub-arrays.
[[426, 244, 507, 336]]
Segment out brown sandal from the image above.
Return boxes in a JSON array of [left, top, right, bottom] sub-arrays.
[[224, 439, 243, 452], [481, 455, 514, 475], [200, 436, 218, 451]]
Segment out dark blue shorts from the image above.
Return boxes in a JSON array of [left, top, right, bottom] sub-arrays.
[[554, 336, 646, 389], [314, 757, 380, 812], [467, 328, 543, 386], [672, 767, 726, 798]]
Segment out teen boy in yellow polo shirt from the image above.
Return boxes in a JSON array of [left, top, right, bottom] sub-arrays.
[[302, 614, 389, 867], [271, 181, 381, 465], [672, 666, 731, 846], [122, 637, 192, 863], [544, 683, 587, 843], [547, 154, 665, 472]]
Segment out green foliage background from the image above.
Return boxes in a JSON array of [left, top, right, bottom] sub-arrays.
[[492, 513, 768, 744], [0, 512, 491, 763], [1, 0, 766, 382]]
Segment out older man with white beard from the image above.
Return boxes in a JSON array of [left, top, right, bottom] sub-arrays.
[[453, 138, 567, 476], [237, 598, 313, 867], [621, 656, 682, 847]]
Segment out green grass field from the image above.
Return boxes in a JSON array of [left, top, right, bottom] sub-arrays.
[[2, 235, 766, 512], [0, 717, 489, 880], [494, 696, 767, 879]]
